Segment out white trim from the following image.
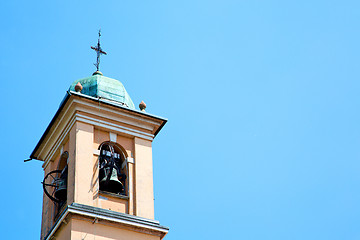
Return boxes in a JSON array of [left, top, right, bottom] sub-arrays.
[[38, 99, 75, 159], [42, 114, 77, 169], [127, 157, 134, 164], [76, 113, 154, 140], [68, 208, 168, 234], [47, 114, 76, 161], [110, 132, 117, 142], [93, 149, 100, 156], [76, 105, 156, 132], [73, 99, 162, 127], [44, 206, 168, 240]]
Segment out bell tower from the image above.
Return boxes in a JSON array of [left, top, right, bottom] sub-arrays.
[[30, 70, 168, 240]]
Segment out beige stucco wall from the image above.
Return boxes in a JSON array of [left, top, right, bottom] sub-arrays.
[[73, 122, 94, 205], [52, 220, 71, 240], [134, 137, 154, 219], [94, 128, 134, 157], [99, 193, 128, 212]]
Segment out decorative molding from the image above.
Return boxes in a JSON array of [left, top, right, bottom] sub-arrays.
[[42, 114, 77, 169], [76, 113, 154, 140], [43, 203, 168, 240], [37, 100, 75, 160], [40, 96, 158, 169], [73, 98, 162, 128]]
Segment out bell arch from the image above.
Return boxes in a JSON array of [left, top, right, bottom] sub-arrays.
[[98, 141, 128, 196], [42, 151, 69, 220]]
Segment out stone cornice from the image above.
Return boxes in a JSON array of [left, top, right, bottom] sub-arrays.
[[31, 91, 167, 162], [44, 203, 169, 240]]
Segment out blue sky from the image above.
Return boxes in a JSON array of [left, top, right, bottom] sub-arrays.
[[1, 0, 360, 239]]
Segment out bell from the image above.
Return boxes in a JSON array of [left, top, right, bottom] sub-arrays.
[[54, 167, 68, 202], [99, 167, 124, 193], [54, 178, 67, 201]]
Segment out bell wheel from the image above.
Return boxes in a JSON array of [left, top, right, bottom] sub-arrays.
[[42, 170, 63, 203]]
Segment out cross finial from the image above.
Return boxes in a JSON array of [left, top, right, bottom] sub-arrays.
[[91, 29, 107, 72]]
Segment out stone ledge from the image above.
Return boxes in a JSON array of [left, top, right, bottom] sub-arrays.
[[43, 203, 169, 240]]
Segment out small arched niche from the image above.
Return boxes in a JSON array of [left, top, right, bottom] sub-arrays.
[[98, 142, 128, 196]]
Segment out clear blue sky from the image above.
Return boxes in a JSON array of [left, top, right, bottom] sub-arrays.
[[1, 0, 360, 239]]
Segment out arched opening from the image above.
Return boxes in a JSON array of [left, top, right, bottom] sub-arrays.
[[98, 142, 128, 196], [42, 151, 68, 220], [55, 151, 68, 204]]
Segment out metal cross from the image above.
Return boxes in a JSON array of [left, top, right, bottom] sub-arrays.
[[91, 29, 107, 72]]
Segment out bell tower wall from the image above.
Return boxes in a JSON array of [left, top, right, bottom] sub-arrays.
[[134, 137, 154, 219], [71, 121, 94, 206], [41, 138, 71, 239], [34, 93, 168, 240], [67, 117, 158, 219]]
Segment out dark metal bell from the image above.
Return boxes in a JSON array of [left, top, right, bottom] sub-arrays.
[[54, 178, 67, 201], [99, 167, 124, 193], [54, 167, 67, 201]]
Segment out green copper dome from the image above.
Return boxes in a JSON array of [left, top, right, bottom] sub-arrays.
[[69, 73, 135, 109]]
